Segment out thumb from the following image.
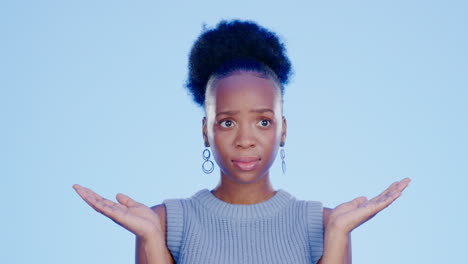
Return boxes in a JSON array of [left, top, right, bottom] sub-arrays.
[[338, 196, 368, 211], [116, 193, 140, 207], [352, 196, 368, 207]]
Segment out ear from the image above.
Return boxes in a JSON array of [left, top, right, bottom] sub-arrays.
[[280, 116, 287, 146], [202, 116, 210, 147]]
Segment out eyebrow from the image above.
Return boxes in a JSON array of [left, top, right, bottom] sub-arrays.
[[216, 108, 274, 117]]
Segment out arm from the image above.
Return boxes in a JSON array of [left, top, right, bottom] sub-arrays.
[[136, 205, 174, 264], [318, 178, 410, 264], [318, 208, 352, 264], [136, 234, 174, 264], [72, 184, 173, 264]]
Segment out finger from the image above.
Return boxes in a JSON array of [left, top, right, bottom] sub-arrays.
[[73, 185, 106, 206], [73, 184, 126, 216], [370, 177, 411, 203], [116, 193, 142, 207], [369, 181, 399, 203], [87, 193, 132, 224], [359, 180, 406, 212], [94, 199, 128, 219], [379, 178, 411, 202], [364, 190, 402, 217], [335, 196, 368, 213], [381, 181, 400, 196], [375, 191, 401, 211], [73, 184, 100, 207], [338, 178, 411, 230], [395, 177, 411, 193], [353, 196, 368, 206], [78, 191, 110, 213]]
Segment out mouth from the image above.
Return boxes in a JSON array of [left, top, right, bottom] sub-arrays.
[[231, 157, 261, 171]]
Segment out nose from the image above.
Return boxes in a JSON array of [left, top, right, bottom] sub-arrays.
[[235, 124, 255, 149]]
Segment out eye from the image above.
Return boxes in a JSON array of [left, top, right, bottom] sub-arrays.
[[258, 119, 271, 127], [219, 119, 235, 128]]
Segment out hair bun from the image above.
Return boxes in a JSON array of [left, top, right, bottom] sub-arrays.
[[186, 19, 292, 106]]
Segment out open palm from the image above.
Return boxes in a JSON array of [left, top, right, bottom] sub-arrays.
[[328, 178, 411, 234], [73, 184, 162, 240]]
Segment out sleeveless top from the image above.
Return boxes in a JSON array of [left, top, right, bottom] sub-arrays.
[[163, 189, 324, 264]]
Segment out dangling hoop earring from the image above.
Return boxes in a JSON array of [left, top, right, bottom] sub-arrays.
[[202, 148, 214, 174], [280, 142, 286, 174]]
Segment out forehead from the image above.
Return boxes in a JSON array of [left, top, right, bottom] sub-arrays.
[[212, 72, 280, 111]]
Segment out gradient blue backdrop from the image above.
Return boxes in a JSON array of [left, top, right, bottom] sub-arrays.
[[1, 1, 467, 263]]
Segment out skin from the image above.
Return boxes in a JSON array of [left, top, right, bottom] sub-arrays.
[[202, 71, 285, 204], [73, 70, 411, 264]]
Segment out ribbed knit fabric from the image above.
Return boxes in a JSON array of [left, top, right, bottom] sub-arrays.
[[163, 189, 323, 264]]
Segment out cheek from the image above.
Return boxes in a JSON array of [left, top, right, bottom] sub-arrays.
[[266, 133, 279, 153], [269, 121, 283, 141], [265, 125, 282, 156], [210, 129, 232, 160], [212, 126, 230, 143]]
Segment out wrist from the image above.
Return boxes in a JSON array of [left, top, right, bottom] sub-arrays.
[[325, 217, 353, 238], [325, 225, 349, 238], [321, 227, 350, 264], [140, 234, 171, 264], [324, 228, 349, 247], [140, 228, 165, 244]]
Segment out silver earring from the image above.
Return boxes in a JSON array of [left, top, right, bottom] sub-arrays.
[[280, 143, 286, 174], [202, 148, 214, 174]]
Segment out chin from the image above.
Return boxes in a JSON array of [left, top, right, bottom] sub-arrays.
[[225, 171, 267, 185]]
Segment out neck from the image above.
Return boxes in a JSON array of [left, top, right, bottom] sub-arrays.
[[211, 173, 275, 204]]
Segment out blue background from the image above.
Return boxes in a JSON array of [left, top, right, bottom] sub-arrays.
[[1, 1, 467, 263]]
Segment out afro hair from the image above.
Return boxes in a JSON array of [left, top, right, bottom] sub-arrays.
[[186, 19, 292, 106]]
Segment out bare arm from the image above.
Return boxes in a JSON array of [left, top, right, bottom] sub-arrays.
[[73, 184, 173, 264], [318, 207, 352, 264], [136, 204, 174, 264], [318, 178, 410, 264], [319, 208, 352, 264]]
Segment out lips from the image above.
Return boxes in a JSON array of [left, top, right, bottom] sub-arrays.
[[232, 157, 260, 171]]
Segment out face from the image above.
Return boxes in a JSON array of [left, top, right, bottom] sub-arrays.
[[203, 71, 287, 184]]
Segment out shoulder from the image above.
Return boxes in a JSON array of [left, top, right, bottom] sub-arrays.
[[151, 203, 167, 216], [150, 198, 186, 235], [151, 204, 167, 235], [322, 207, 332, 229]]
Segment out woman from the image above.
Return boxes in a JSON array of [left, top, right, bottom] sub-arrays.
[[73, 19, 410, 264]]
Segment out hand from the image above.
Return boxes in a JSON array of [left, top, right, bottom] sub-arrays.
[[72, 184, 162, 241], [327, 177, 411, 235]]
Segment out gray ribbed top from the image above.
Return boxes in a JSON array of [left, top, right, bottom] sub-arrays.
[[164, 189, 323, 264]]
